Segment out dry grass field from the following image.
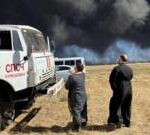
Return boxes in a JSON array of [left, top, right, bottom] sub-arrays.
[[1, 63, 150, 135]]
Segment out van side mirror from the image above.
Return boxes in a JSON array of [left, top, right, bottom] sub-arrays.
[[23, 54, 31, 61], [23, 56, 28, 61]]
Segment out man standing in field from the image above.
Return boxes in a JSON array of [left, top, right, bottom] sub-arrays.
[[65, 63, 88, 132], [108, 54, 133, 127]]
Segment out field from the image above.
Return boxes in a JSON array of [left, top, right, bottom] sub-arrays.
[[1, 63, 150, 135]]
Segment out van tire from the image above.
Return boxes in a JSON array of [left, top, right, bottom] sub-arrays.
[[16, 97, 35, 109], [0, 101, 15, 130], [15, 88, 35, 109]]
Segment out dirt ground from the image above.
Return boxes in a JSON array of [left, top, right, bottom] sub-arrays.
[[1, 63, 150, 135]]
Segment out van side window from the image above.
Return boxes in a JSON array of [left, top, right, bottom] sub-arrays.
[[76, 60, 81, 64], [55, 61, 63, 65], [0, 31, 12, 50], [65, 60, 75, 66], [13, 31, 23, 51]]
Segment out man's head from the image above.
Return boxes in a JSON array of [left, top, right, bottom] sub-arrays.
[[118, 54, 128, 64], [76, 63, 84, 72]]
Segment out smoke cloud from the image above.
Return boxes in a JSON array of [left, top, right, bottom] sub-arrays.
[[62, 45, 100, 64], [62, 40, 150, 64], [0, 0, 150, 64], [61, 0, 97, 15], [52, 17, 69, 41], [110, 0, 150, 33], [104, 40, 150, 63]]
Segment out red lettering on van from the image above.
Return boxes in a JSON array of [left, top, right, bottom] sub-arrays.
[[46, 56, 51, 67], [6, 64, 11, 73], [5, 64, 24, 73]]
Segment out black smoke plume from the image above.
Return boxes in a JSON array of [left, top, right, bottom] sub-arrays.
[[0, 0, 150, 64]]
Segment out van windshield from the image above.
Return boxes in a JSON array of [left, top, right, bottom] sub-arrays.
[[22, 29, 49, 52]]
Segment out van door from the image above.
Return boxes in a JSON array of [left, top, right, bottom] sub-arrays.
[[0, 30, 28, 91], [10, 30, 28, 91], [0, 30, 14, 81]]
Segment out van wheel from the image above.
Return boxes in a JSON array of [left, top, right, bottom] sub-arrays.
[[23, 96, 35, 109], [15, 89, 35, 109], [0, 102, 15, 130]]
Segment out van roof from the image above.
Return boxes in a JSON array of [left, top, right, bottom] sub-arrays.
[[55, 57, 84, 61], [0, 25, 41, 32]]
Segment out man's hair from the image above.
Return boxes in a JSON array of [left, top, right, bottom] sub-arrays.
[[120, 54, 128, 62], [76, 63, 84, 72]]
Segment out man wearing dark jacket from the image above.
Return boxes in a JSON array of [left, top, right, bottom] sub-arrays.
[[108, 54, 133, 127]]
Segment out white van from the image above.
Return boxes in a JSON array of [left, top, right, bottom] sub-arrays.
[[0, 25, 56, 127], [55, 57, 85, 68], [55, 57, 86, 81]]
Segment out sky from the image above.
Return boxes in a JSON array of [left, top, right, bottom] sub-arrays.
[[0, 0, 150, 64]]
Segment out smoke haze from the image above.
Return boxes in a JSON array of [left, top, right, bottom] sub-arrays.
[[0, 0, 150, 64], [62, 40, 150, 64]]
